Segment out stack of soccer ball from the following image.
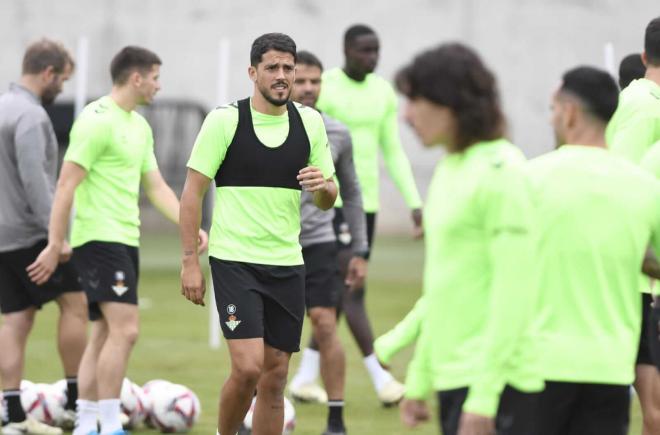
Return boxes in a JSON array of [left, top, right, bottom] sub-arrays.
[[13, 378, 200, 433]]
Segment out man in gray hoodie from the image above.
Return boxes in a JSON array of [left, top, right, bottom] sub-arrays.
[[0, 39, 86, 435]]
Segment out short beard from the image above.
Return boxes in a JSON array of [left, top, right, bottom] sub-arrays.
[[259, 85, 290, 107]]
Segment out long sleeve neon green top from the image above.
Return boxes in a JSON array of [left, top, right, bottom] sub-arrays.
[[398, 139, 543, 417], [317, 68, 422, 212]]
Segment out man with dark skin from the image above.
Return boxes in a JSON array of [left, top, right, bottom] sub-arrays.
[[290, 24, 422, 407]]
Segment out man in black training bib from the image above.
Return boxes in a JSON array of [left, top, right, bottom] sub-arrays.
[[179, 33, 336, 435]]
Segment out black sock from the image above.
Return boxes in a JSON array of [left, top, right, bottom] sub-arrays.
[[3, 389, 26, 423], [66, 377, 78, 410], [327, 400, 345, 432]]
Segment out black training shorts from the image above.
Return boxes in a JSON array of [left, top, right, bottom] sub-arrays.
[[210, 257, 305, 353], [0, 239, 81, 314], [73, 241, 139, 321], [302, 242, 344, 310]]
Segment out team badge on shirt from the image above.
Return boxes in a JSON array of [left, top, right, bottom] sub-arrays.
[[225, 304, 241, 331], [112, 271, 129, 296]]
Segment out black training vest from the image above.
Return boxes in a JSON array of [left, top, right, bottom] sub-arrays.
[[214, 98, 311, 190]]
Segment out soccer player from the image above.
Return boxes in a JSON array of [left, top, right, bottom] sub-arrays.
[[529, 66, 660, 435], [290, 50, 369, 435], [27, 46, 208, 435], [179, 34, 336, 435], [618, 53, 646, 90], [607, 16, 660, 435], [0, 39, 84, 435], [393, 43, 542, 435], [291, 23, 422, 406]]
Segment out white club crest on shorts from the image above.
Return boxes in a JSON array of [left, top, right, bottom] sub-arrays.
[[111, 270, 129, 297], [225, 304, 241, 331]]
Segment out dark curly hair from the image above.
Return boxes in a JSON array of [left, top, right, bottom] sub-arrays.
[[396, 43, 505, 151]]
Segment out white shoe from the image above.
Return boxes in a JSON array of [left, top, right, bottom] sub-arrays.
[[119, 413, 130, 429], [1, 416, 63, 435], [289, 382, 328, 404], [58, 410, 76, 430], [377, 378, 405, 407]]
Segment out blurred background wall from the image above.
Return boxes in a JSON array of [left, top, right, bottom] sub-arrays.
[[1, 0, 657, 232]]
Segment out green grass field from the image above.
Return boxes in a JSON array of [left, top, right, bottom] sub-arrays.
[[14, 232, 644, 434]]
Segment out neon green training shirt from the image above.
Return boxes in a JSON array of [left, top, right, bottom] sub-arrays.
[[64, 96, 158, 248], [316, 68, 422, 212], [606, 78, 660, 163], [641, 140, 660, 178], [400, 139, 542, 417], [527, 145, 660, 385], [187, 100, 335, 266]]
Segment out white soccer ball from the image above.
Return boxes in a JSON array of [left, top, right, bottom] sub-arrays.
[[120, 378, 150, 428], [239, 396, 296, 434], [20, 382, 66, 426], [143, 380, 174, 429], [148, 383, 200, 433]]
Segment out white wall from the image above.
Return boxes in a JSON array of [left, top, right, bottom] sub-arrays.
[[2, 0, 657, 232]]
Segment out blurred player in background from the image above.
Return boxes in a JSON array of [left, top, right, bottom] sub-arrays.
[[607, 16, 660, 435], [0, 38, 84, 435], [291, 49, 369, 435], [179, 33, 336, 435], [290, 23, 423, 407], [530, 66, 660, 435], [28, 46, 207, 435], [618, 53, 645, 90], [388, 43, 542, 435]]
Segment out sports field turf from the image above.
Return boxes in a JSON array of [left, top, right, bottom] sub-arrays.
[[17, 232, 644, 434]]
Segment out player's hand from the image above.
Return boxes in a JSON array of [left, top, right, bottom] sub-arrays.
[[345, 256, 367, 291], [181, 262, 206, 306], [297, 166, 327, 192], [411, 208, 423, 239], [26, 243, 61, 285], [457, 412, 496, 435], [399, 398, 430, 428], [197, 229, 209, 254], [59, 240, 73, 263]]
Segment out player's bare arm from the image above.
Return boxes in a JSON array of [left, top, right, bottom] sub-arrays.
[[143, 168, 208, 253], [179, 168, 210, 306], [297, 166, 337, 210], [27, 161, 87, 285]]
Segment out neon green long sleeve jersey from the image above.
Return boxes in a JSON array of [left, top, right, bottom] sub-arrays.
[[316, 68, 422, 212], [527, 145, 660, 385], [402, 139, 543, 417]]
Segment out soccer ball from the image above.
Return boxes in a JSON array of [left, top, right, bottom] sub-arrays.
[[143, 380, 174, 429], [239, 396, 296, 434], [120, 378, 150, 428], [20, 382, 66, 426], [148, 383, 200, 433]]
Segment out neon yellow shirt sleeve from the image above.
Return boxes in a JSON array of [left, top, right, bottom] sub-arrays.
[[379, 88, 423, 209], [64, 116, 108, 171], [374, 296, 426, 365], [403, 329, 434, 400], [462, 164, 538, 417], [187, 109, 231, 179]]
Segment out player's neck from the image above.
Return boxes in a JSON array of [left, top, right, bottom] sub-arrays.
[[343, 65, 367, 82], [565, 126, 607, 149], [110, 87, 138, 112], [645, 66, 660, 87], [18, 75, 43, 100], [250, 92, 287, 116]]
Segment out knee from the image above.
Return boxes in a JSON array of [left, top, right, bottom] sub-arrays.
[[1, 311, 36, 338], [260, 363, 289, 396], [232, 361, 263, 388], [310, 310, 336, 345], [109, 323, 139, 347]]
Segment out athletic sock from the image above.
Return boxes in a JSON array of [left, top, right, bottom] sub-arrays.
[[98, 398, 122, 434], [66, 377, 79, 410], [290, 348, 320, 388], [327, 400, 345, 432], [73, 400, 99, 435], [363, 354, 394, 392], [3, 389, 26, 423]]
